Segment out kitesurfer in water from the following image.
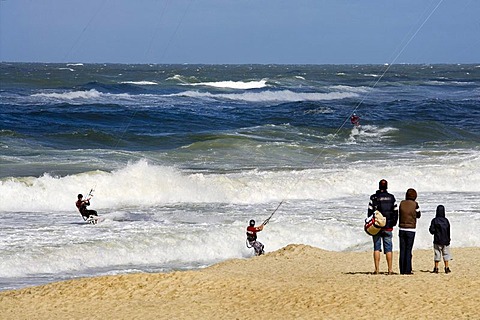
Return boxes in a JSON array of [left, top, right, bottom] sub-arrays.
[[76, 193, 98, 221], [350, 113, 360, 127], [246, 219, 265, 256]]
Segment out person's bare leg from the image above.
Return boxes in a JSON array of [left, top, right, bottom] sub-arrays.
[[386, 252, 393, 274], [444, 260, 450, 273], [374, 250, 380, 274]]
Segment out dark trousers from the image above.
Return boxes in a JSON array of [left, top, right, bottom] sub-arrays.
[[399, 230, 416, 274], [82, 209, 98, 219]]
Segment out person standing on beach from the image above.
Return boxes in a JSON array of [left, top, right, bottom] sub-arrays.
[[246, 219, 265, 256], [429, 205, 451, 274], [368, 179, 398, 274], [398, 188, 421, 275]]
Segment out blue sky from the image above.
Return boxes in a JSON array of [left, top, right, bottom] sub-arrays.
[[0, 0, 478, 64]]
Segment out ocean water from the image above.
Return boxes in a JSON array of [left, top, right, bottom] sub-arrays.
[[1, 63, 479, 291]]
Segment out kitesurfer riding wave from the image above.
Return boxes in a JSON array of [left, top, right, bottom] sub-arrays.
[[350, 113, 360, 127], [76, 193, 98, 223]]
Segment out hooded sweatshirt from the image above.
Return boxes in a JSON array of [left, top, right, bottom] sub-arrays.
[[399, 188, 421, 230], [429, 205, 451, 246]]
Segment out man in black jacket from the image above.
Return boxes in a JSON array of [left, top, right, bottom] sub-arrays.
[[368, 179, 398, 274]]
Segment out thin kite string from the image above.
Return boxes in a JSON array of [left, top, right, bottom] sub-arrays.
[[337, 0, 445, 136], [62, 0, 109, 62], [265, 0, 445, 220], [113, 0, 195, 149], [144, 0, 172, 61]]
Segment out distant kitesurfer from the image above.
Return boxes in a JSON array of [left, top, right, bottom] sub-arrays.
[[76, 194, 98, 222], [350, 113, 360, 127], [246, 219, 265, 256]]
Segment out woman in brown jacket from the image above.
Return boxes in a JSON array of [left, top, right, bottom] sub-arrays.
[[398, 188, 421, 274]]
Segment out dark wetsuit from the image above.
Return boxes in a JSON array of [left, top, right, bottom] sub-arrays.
[[350, 115, 360, 126], [76, 199, 97, 219]]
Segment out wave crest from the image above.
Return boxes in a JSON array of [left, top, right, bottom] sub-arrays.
[[32, 89, 103, 100], [171, 89, 358, 102], [189, 79, 268, 90], [1, 153, 479, 213]]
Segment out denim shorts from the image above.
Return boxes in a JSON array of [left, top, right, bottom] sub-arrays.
[[373, 230, 393, 253]]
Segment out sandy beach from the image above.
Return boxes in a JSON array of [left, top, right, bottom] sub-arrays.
[[1, 245, 479, 320]]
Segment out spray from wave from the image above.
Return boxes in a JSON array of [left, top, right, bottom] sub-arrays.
[[1, 152, 479, 213]]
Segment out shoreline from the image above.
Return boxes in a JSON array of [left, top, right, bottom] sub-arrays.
[[1, 245, 479, 319]]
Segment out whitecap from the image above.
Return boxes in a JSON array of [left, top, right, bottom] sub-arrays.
[[32, 89, 103, 100], [120, 81, 158, 85], [169, 89, 358, 102], [189, 79, 268, 90]]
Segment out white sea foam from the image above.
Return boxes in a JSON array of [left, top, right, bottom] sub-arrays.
[[189, 79, 268, 90], [0, 195, 478, 281], [166, 74, 197, 83], [120, 81, 158, 85], [347, 124, 398, 143], [32, 89, 103, 100], [171, 89, 358, 102], [1, 155, 479, 288], [0, 218, 362, 278], [329, 85, 371, 93], [31, 89, 134, 101], [424, 80, 476, 86], [1, 150, 479, 213], [30, 86, 358, 104]]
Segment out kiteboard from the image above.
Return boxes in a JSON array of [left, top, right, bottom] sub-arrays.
[[85, 215, 102, 225]]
